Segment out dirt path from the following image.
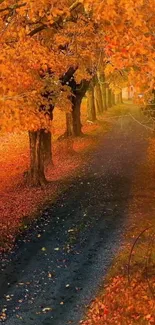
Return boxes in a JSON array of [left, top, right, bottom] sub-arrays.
[[0, 107, 150, 325]]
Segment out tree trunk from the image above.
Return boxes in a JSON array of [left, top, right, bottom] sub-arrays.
[[64, 95, 83, 137], [42, 131, 53, 168], [111, 92, 116, 105], [65, 112, 74, 137], [101, 83, 107, 110], [115, 93, 120, 104], [72, 94, 83, 136], [94, 82, 104, 115], [87, 81, 96, 122], [63, 80, 89, 137], [98, 73, 107, 110], [29, 130, 47, 186], [116, 92, 123, 104], [108, 88, 112, 108], [120, 91, 123, 103], [106, 86, 109, 108]]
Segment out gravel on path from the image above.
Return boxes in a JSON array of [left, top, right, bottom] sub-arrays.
[[0, 112, 149, 325]]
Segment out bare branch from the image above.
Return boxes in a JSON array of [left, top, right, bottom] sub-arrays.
[[28, 24, 47, 37], [128, 227, 152, 285], [0, 2, 26, 13]]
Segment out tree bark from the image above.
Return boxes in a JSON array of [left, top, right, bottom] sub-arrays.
[[94, 81, 104, 115], [72, 94, 83, 136], [101, 83, 107, 110], [108, 88, 112, 108], [111, 92, 116, 105], [29, 130, 48, 186], [63, 79, 89, 137], [64, 94, 84, 137], [105, 86, 109, 108], [98, 73, 107, 110], [102, 84, 107, 110], [63, 112, 74, 137], [42, 131, 53, 168], [115, 92, 123, 104], [87, 81, 96, 122], [120, 91, 123, 103], [115, 93, 121, 104]]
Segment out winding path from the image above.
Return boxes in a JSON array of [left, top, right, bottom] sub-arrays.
[[0, 108, 149, 325]]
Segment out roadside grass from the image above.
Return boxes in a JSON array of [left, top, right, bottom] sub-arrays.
[[81, 136, 155, 325], [0, 100, 112, 253]]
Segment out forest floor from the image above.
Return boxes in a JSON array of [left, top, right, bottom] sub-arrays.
[[0, 101, 112, 252], [1, 102, 154, 324]]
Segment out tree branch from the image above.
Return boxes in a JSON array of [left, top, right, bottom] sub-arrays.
[[28, 0, 82, 36], [0, 2, 26, 13], [28, 24, 47, 36]]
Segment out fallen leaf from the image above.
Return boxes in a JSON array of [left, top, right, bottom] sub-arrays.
[[48, 272, 54, 278], [42, 307, 52, 312]]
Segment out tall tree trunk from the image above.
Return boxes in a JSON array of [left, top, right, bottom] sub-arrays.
[[105, 85, 109, 108], [98, 73, 107, 110], [64, 94, 83, 137], [29, 130, 47, 186], [72, 94, 83, 136], [108, 88, 112, 108], [65, 112, 74, 137], [120, 91, 123, 103], [87, 81, 96, 122], [63, 80, 89, 137], [115, 93, 121, 104], [111, 92, 116, 105], [101, 83, 107, 110], [116, 92, 123, 104], [43, 131, 53, 168], [94, 81, 104, 115], [114, 94, 118, 104]]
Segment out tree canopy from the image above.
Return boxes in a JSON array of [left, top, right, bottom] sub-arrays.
[[0, 0, 155, 133]]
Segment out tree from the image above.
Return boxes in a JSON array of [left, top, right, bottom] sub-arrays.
[[61, 73, 89, 137], [87, 79, 97, 122], [0, 0, 99, 185], [0, 0, 155, 186], [94, 74, 104, 115]]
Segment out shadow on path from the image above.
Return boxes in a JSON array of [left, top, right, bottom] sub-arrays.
[[0, 115, 149, 325]]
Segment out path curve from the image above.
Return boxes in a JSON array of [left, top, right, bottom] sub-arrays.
[[0, 110, 149, 325]]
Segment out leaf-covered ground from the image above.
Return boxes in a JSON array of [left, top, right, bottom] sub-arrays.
[[0, 101, 110, 252], [0, 103, 150, 325], [81, 133, 155, 324]]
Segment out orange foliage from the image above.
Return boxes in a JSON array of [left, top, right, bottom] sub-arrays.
[[0, 0, 155, 133], [0, 0, 99, 132], [81, 276, 155, 324], [0, 0, 155, 246]]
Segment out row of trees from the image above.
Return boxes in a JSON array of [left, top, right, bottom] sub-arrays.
[[30, 71, 123, 186], [87, 74, 123, 123], [0, 0, 154, 186]]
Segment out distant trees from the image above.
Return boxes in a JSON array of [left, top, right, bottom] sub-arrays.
[[0, 0, 154, 185]]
